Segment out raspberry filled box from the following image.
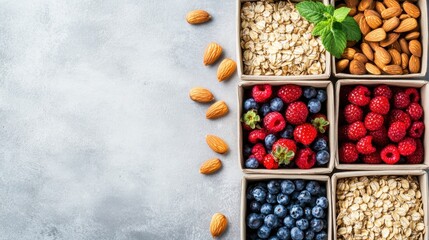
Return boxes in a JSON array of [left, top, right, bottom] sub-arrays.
[[238, 81, 335, 174], [335, 79, 429, 170], [241, 174, 333, 240]]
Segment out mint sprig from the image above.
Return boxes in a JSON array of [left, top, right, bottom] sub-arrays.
[[296, 1, 361, 58]]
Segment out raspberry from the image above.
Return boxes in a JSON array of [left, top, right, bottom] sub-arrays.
[[293, 123, 318, 145], [285, 101, 309, 125], [393, 91, 410, 109], [369, 96, 390, 115], [348, 86, 371, 106], [404, 88, 420, 102], [263, 154, 279, 169], [408, 121, 425, 138], [388, 109, 411, 129], [356, 136, 376, 155], [398, 137, 416, 156], [338, 125, 349, 141], [252, 84, 272, 103], [295, 148, 316, 169], [373, 85, 392, 99], [263, 112, 286, 133], [388, 121, 407, 142], [277, 85, 302, 104], [344, 104, 363, 124], [251, 143, 267, 163], [406, 139, 424, 164], [271, 139, 297, 165], [362, 152, 382, 164], [380, 145, 400, 164], [339, 143, 359, 163], [340, 86, 354, 103], [364, 112, 384, 131], [406, 102, 423, 120], [369, 127, 389, 146], [347, 121, 367, 141], [248, 129, 267, 144]]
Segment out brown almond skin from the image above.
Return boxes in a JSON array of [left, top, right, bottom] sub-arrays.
[[383, 0, 400, 8], [359, 17, 371, 35], [358, 0, 374, 11], [365, 28, 386, 42], [382, 17, 400, 32], [409, 40, 422, 57], [399, 14, 410, 20], [346, 0, 359, 8], [210, 213, 228, 237], [403, 1, 421, 18], [350, 60, 367, 75], [206, 135, 228, 154], [186, 10, 211, 24], [375, 2, 387, 14], [189, 87, 214, 103], [394, 18, 418, 33], [206, 101, 229, 119], [354, 13, 364, 23], [365, 15, 383, 29], [200, 158, 222, 174], [391, 41, 402, 53], [380, 33, 400, 47], [389, 49, 402, 66], [349, 7, 358, 16], [374, 47, 392, 64], [354, 53, 369, 63], [336, 59, 350, 73], [341, 48, 357, 60], [399, 38, 411, 55], [365, 63, 382, 75], [361, 43, 374, 61], [383, 65, 403, 75], [409, 55, 420, 73], [374, 56, 387, 69], [203, 42, 222, 65], [217, 58, 237, 82], [405, 32, 420, 40], [381, 7, 402, 19], [401, 53, 409, 69]]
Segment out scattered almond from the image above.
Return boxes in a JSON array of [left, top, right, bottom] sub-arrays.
[[359, 17, 372, 35], [337, 59, 350, 73], [391, 40, 402, 53], [399, 38, 411, 55], [383, 0, 400, 8], [349, 59, 367, 75], [374, 47, 392, 64], [365, 62, 382, 74], [206, 101, 229, 119], [206, 135, 228, 154], [217, 58, 236, 82], [354, 13, 364, 23], [365, 28, 386, 42], [189, 87, 214, 103], [349, 7, 358, 16], [405, 31, 420, 40], [365, 14, 383, 29], [210, 213, 228, 237], [361, 43, 374, 61], [394, 18, 418, 33], [375, 2, 387, 14], [186, 10, 211, 24], [403, 1, 421, 18], [200, 158, 222, 174], [374, 55, 387, 69], [381, 7, 402, 19], [342, 48, 357, 60], [409, 55, 420, 73], [399, 13, 410, 20], [383, 65, 403, 74], [380, 33, 400, 47], [354, 53, 369, 63], [401, 53, 409, 69], [408, 40, 422, 57], [358, 0, 374, 11], [203, 42, 222, 65], [389, 49, 401, 65], [382, 17, 400, 32]]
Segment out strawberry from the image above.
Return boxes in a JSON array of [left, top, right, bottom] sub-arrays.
[[347, 121, 367, 141], [404, 88, 420, 102], [356, 136, 376, 155], [285, 101, 308, 125], [369, 96, 390, 115], [388, 121, 407, 142], [248, 129, 267, 144], [408, 121, 425, 138], [380, 145, 400, 164], [348, 86, 371, 106], [373, 85, 392, 99], [263, 154, 279, 169], [339, 143, 359, 163], [252, 84, 272, 103], [251, 143, 267, 163], [406, 102, 423, 121], [344, 104, 363, 124], [277, 85, 302, 104], [388, 109, 411, 129], [263, 112, 286, 133], [406, 139, 424, 164], [393, 91, 410, 109], [294, 123, 318, 145], [364, 112, 384, 131], [311, 113, 330, 134], [271, 139, 297, 165], [398, 137, 416, 156], [362, 152, 382, 164], [242, 110, 261, 129], [369, 127, 389, 146], [295, 148, 316, 169]]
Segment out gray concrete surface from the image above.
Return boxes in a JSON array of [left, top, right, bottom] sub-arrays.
[[0, 1, 241, 239]]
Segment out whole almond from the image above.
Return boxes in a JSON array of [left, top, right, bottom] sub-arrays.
[[365, 15, 383, 29], [380, 33, 400, 47], [381, 7, 402, 19], [354, 13, 364, 23], [389, 49, 402, 65], [375, 2, 387, 14], [341, 48, 357, 60], [383, 65, 403, 74], [346, 0, 359, 8], [358, 0, 374, 11], [409, 40, 422, 57], [399, 38, 411, 54], [359, 17, 372, 35], [391, 41, 402, 52], [374, 47, 392, 64], [210, 213, 228, 237], [217, 58, 236, 82], [365, 63, 382, 74], [186, 10, 211, 24], [349, 7, 358, 16], [336, 59, 350, 73], [374, 56, 387, 69], [405, 32, 420, 40], [365, 28, 386, 42], [399, 14, 410, 20], [203, 42, 222, 65], [382, 17, 400, 32], [200, 158, 222, 174], [368, 41, 380, 51], [189, 87, 214, 103], [206, 134, 228, 154], [361, 43, 374, 61], [383, 0, 400, 8], [354, 53, 369, 63], [401, 53, 409, 69], [409, 55, 420, 73], [365, 9, 381, 18], [349, 60, 367, 75], [206, 101, 229, 119], [403, 1, 421, 18], [394, 18, 418, 33]]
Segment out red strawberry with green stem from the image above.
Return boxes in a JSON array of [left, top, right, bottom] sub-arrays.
[[241, 110, 261, 130], [311, 113, 329, 134], [271, 139, 297, 165]]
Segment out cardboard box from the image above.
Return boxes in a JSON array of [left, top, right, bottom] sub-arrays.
[[241, 174, 333, 240], [331, 170, 428, 240], [331, 0, 428, 78], [236, 0, 331, 81], [335, 80, 429, 170], [238, 81, 335, 174]]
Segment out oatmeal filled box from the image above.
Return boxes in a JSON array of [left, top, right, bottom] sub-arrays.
[[238, 81, 335, 174], [332, 171, 428, 239], [332, 0, 428, 78], [241, 174, 332, 240], [335, 80, 429, 170], [236, 0, 331, 80]]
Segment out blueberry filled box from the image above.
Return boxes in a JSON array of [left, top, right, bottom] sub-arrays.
[[335, 79, 429, 170], [238, 81, 335, 174], [332, 170, 428, 240], [241, 174, 332, 240], [236, 0, 331, 81]]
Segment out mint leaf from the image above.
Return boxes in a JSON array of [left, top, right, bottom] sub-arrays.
[[333, 7, 351, 22], [313, 20, 331, 36], [322, 27, 347, 58], [326, 5, 335, 15], [296, 1, 328, 23], [340, 17, 361, 41]]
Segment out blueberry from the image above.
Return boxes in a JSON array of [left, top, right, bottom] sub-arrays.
[[244, 98, 260, 111], [306, 181, 321, 196], [274, 204, 287, 218], [310, 219, 324, 233], [316, 90, 327, 102], [291, 191, 300, 200], [290, 205, 304, 219], [308, 99, 322, 113], [250, 200, 262, 212], [277, 193, 290, 205], [303, 87, 317, 99], [296, 219, 309, 230], [312, 138, 327, 151], [277, 227, 291, 240], [315, 231, 328, 240], [304, 207, 313, 220], [280, 125, 294, 139], [265, 134, 277, 151], [316, 197, 328, 209], [247, 213, 264, 229], [260, 104, 271, 117], [258, 225, 272, 239], [297, 190, 312, 204], [264, 214, 279, 228], [283, 216, 295, 228], [270, 97, 284, 112], [245, 157, 260, 169], [398, 156, 407, 164], [281, 180, 295, 195], [311, 206, 324, 218], [266, 193, 277, 204], [253, 187, 267, 202], [294, 180, 305, 191], [316, 150, 330, 165], [247, 185, 256, 200], [269, 237, 280, 240], [244, 144, 253, 157], [261, 203, 274, 215], [305, 230, 315, 240], [291, 227, 304, 240]]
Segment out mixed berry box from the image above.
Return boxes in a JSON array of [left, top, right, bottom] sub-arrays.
[[335, 80, 429, 170], [241, 174, 333, 240], [238, 81, 335, 174]]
